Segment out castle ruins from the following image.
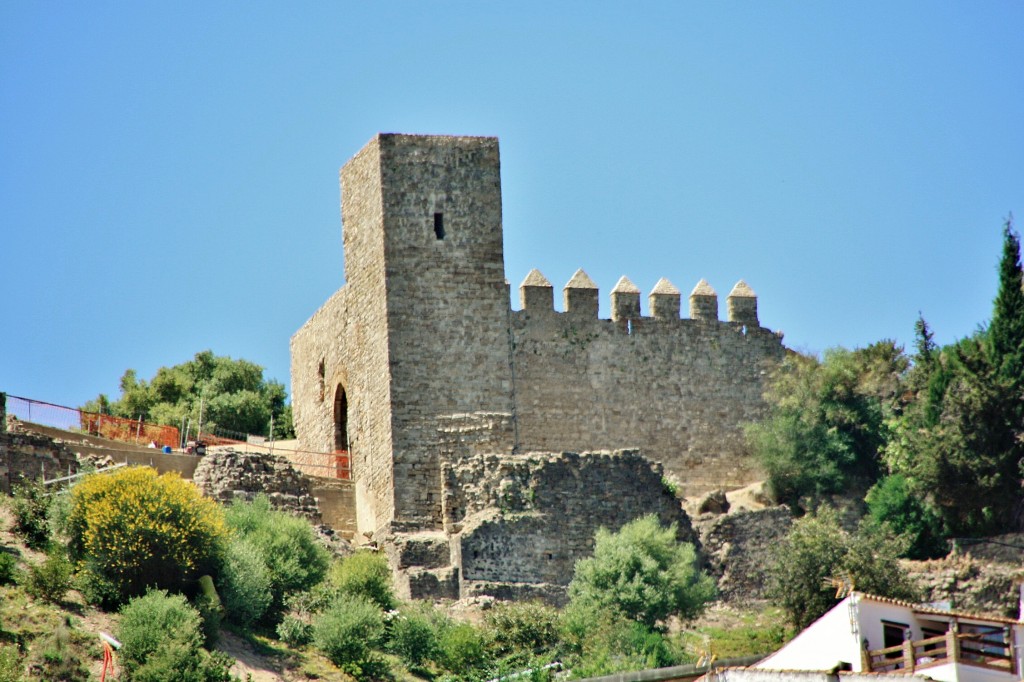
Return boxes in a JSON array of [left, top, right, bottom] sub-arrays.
[[290, 134, 788, 599]]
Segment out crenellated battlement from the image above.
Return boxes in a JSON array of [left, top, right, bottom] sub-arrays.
[[516, 270, 763, 327]]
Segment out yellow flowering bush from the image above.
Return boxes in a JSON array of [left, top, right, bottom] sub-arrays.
[[68, 467, 227, 604]]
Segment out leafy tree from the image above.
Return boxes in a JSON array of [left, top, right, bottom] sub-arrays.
[[886, 336, 1022, 534], [567, 515, 715, 630], [770, 507, 920, 629], [83, 350, 293, 439], [68, 467, 227, 605], [883, 223, 1024, 535], [747, 342, 907, 509]]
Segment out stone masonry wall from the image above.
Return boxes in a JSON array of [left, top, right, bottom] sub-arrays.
[[695, 507, 793, 602], [510, 302, 785, 496], [0, 428, 79, 493], [378, 135, 515, 530], [193, 449, 321, 521], [293, 133, 790, 540], [449, 449, 697, 592], [292, 135, 397, 537]]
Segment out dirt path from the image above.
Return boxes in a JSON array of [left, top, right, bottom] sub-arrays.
[[218, 631, 289, 682]]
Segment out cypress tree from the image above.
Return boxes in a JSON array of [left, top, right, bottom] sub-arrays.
[[988, 217, 1024, 387]]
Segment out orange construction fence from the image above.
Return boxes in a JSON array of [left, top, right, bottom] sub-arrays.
[[81, 413, 180, 450], [5, 394, 180, 449]]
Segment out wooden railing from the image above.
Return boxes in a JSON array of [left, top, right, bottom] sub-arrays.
[[865, 629, 1015, 675]]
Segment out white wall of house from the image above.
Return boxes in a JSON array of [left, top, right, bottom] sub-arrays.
[[855, 598, 922, 651], [757, 594, 1024, 682], [756, 596, 864, 671]]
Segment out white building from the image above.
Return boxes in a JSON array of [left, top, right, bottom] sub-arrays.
[[706, 592, 1022, 682]]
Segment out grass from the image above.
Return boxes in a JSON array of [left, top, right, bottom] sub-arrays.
[[678, 605, 792, 660]]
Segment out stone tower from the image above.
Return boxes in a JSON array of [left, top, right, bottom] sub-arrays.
[[291, 134, 515, 536]]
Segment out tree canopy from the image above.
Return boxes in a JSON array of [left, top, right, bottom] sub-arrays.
[[750, 218, 1024, 547], [770, 508, 920, 629], [82, 350, 293, 439], [745, 341, 907, 510]]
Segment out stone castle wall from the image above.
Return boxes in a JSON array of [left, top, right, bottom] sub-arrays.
[[510, 285, 785, 495], [292, 136, 398, 537], [292, 133, 789, 542]]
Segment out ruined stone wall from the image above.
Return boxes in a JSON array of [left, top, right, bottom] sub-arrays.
[[447, 450, 696, 593], [0, 430, 79, 493], [510, 295, 785, 496], [695, 507, 793, 602], [193, 449, 322, 521]]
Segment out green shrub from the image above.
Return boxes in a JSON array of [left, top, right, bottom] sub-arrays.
[[276, 616, 313, 647], [312, 594, 386, 674], [10, 480, 50, 549], [0, 644, 20, 682], [330, 550, 395, 610], [437, 621, 490, 674], [0, 553, 18, 586], [565, 613, 680, 678], [224, 496, 329, 620], [119, 590, 235, 682], [219, 538, 273, 628], [387, 606, 441, 668], [25, 549, 73, 603], [68, 467, 227, 605], [46, 488, 74, 540], [130, 642, 235, 682], [568, 515, 715, 629], [76, 561, 121, 609], [864, 475, 947, 560], [484, 601, 559, 657]]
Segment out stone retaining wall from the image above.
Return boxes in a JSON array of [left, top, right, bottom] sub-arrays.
[[695, 507, 793, 602], [0, 429, 79, 493], [445, 449, 697, 601]]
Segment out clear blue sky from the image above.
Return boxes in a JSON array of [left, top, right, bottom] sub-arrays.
[[2, 2, 1022, 410]]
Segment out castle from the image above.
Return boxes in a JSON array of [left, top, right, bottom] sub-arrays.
[[291, 134, 788, 598]]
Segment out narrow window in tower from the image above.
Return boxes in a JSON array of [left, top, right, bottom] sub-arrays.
[[433, 212, 445, 240]]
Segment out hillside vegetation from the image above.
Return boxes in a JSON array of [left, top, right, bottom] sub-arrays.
[[748, 219, 1024, 626], [1, 469, 789, 682]]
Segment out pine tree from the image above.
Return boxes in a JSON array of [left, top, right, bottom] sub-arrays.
[[988, 217, 1024, 388]]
